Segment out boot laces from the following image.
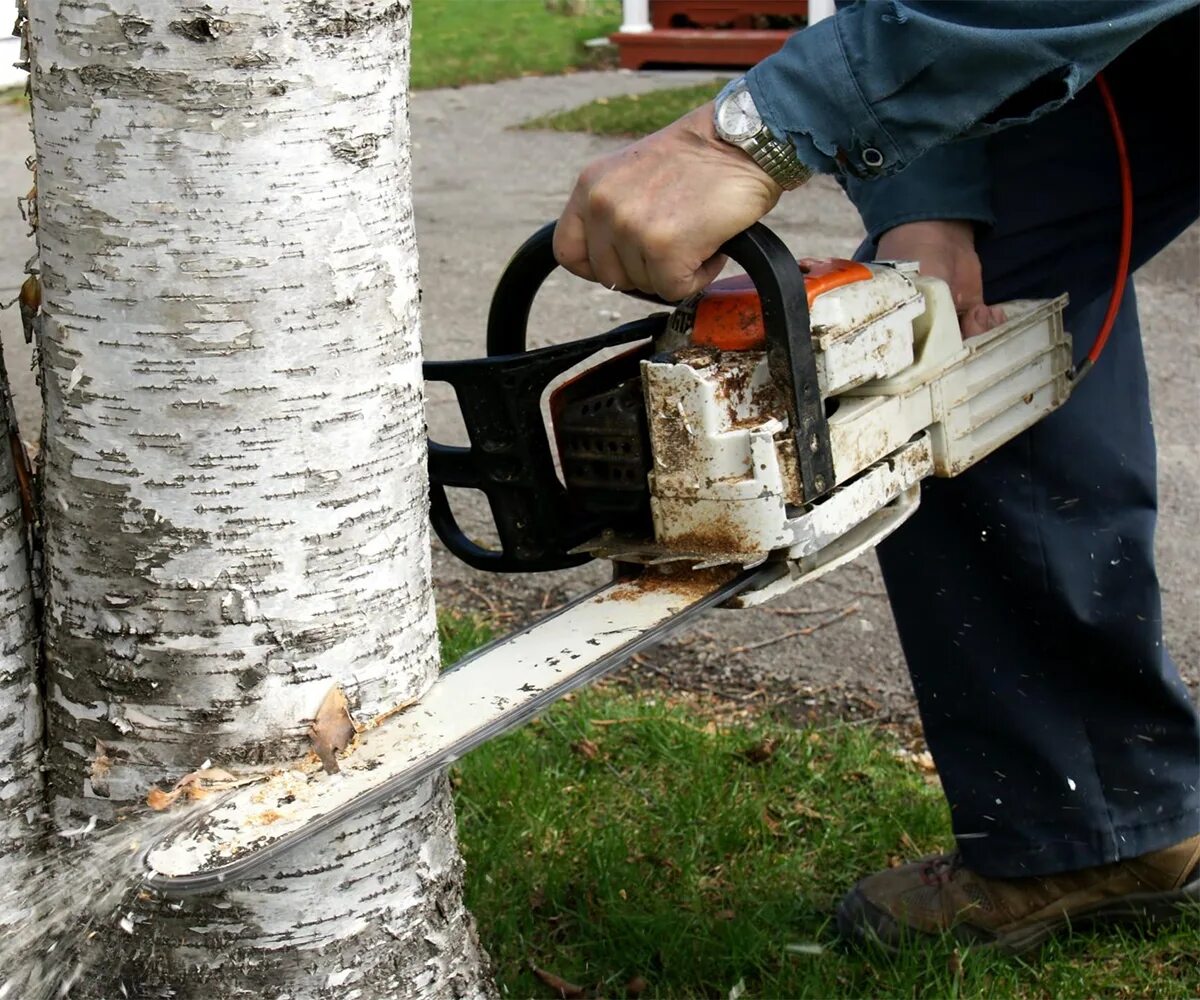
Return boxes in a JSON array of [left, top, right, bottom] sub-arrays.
[[920, 852, 964, 887]]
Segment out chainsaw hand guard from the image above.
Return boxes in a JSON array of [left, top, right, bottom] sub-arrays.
[[422, 221, 834, 572]]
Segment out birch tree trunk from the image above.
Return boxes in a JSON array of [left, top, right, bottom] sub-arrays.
[[28, 2, 492, 994]]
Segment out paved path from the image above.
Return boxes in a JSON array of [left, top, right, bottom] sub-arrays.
[[0, 70, 1193, 722]]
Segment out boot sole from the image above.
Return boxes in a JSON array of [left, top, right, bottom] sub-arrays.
[[836, 875, 1200, 957]]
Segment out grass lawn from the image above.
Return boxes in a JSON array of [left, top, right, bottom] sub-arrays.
[[411, 0, 621, 91], [521, 79, 731, 137], [440, 615, 1200, 999]]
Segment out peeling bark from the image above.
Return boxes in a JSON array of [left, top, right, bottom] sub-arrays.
[[29, 1, 492, 994]]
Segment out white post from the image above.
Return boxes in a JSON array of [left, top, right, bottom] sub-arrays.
[[808, 0, 837, 25], [620, 0, 652, 33], [0, 1, 24, 86]]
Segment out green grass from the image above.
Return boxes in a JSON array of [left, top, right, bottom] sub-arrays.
[[521, 78, 731, 137], [438, 608, 499, 665], [438, 615, 1200, 999], [411, 0, 621, 91]]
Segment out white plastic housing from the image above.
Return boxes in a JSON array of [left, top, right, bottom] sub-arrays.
[[640, 269, 1071, 582]]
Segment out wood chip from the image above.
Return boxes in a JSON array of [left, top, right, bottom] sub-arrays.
[[309, 684, 357, 774], [146, 787, 175, 811], [145, 765, 252, 811], [89, 740, 113, 797]]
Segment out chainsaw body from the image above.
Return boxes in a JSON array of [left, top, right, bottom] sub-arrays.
[[427, 223, 1071, 602], [143, 224, 1071, 893]]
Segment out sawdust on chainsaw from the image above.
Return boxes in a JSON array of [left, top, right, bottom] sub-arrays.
[[602, 565, 738, 602]]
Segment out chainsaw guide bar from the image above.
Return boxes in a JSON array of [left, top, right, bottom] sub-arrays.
[[142, 565, 769, 896]]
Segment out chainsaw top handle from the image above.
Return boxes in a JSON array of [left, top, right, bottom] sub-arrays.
[[424, 221, 834, 573]]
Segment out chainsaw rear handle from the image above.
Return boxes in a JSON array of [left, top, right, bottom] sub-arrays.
[[485, 223, 670, 356], [424, 221, 834, 572]]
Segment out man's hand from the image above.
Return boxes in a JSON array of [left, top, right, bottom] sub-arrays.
[[554, 103, 782, 302], [876, 220, 1006, 337]]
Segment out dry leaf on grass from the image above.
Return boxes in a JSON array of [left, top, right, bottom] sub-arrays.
[[570, 737, 600, 760], [762, 806, 783, 837], [309, 684, 358, 774], [625, 975, 648, 997], [529, 962, 585, 998], [792, 800, 830, 821], [738, 736, 777, 765], [893, 747, 937, 773]]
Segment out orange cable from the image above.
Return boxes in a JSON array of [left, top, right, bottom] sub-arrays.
[[1073, 70, 1133, 381]]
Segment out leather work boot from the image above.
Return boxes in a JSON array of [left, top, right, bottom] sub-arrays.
[[836, 833, 1200, 955]]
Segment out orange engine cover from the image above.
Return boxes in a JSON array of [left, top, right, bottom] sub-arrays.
[[690, 258, 871, 352]]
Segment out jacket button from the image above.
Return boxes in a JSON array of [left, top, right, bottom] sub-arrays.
[[862, 147, 885, 169]]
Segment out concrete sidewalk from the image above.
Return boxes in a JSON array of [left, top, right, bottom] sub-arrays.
[[0, 70, 1193, 722]]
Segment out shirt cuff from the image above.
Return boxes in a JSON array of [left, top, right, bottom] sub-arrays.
[[745, 14, 902, 179], [842, 138, 994, 245]]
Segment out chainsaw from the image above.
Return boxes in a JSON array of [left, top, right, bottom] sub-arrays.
[[142, 221, 1072, 894]]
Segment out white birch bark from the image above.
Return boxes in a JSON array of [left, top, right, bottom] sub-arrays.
[[0, 355, 39, 854], [29, 2, 492, 994]]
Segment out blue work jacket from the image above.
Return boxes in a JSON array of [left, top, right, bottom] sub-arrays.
[[745, 0, 1198, 240]]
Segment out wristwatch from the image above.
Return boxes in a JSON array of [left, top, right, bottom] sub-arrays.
[[713, 77, 812, 191]]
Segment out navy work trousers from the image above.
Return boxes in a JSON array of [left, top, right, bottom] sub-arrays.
[[866, 21, 1200, 877]]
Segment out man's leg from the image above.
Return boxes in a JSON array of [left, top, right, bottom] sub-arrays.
[[877, 279, 1199, 878], [834, 42, 1200, 950], [873, 34, 1200, 876]]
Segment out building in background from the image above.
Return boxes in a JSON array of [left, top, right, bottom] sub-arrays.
[[0, 3, 23, 89], [612, 0, 834, 69]]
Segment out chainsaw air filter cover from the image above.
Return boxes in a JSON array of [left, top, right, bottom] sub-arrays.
[[666, 258, 926, 396], [555, 376, 652, 520]]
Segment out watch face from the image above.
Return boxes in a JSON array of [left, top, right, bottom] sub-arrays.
[[716, 84, 761, 143]]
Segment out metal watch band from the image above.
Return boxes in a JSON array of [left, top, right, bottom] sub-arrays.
[[744, 131, 812, 190]]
